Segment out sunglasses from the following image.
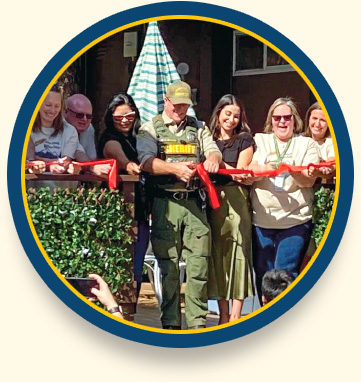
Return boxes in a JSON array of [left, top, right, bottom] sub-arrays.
[[66, 107, 93, 120], [272, 114, 293, 122], [112, 111, 136, 121]]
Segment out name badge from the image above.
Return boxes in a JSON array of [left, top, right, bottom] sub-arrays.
[[274, 174, 285, 192]]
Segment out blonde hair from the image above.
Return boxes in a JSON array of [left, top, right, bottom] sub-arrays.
[[264, 97, 303, 134]]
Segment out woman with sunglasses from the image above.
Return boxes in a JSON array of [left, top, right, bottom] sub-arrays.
[[248, 97, 319, 300], [26, 84, 79, 187], [98, 92, 149, 299], [208, 95, 255, 324]]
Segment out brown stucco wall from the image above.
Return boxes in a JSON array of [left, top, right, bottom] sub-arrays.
[[85, 24, 145, 138], [79, 19, 312, 141], [232, 71, 311, 133]]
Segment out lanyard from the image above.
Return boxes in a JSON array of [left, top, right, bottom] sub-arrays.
[[273, 134, 292, 168]]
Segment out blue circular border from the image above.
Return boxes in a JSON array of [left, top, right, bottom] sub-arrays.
[[7, 1, 354, 348]]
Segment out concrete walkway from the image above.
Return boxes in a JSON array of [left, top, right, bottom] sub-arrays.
[[134, 283, 220, 329]]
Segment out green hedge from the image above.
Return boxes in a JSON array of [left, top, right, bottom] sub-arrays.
[[27, 186, 133, 295], [312, 186, 335, 246]]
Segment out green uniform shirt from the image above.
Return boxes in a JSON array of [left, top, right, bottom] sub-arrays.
[[136, 111, 221, 167]]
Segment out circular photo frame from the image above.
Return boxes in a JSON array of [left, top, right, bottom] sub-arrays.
[[8, 2, 353, 348]]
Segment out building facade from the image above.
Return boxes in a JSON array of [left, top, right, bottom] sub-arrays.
[[71, 19, 315, 139]]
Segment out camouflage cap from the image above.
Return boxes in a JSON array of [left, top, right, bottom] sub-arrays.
[[165, 81, 193, 105]]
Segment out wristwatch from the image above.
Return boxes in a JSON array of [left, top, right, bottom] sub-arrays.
[[107, 306, 121, 314]]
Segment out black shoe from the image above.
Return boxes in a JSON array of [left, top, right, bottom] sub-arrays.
[[188, 325, 206, 329], [163, 325, 181, 330]]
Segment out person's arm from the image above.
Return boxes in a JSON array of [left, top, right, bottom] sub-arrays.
[[34, 156, 74, 174], [290, 170, 316, 187], [237, 146, 254, 169], [198, 124, 222, 173], [26, 138, 35, 161], [85, 125, 97, 160], [74, 150, 111, 175], [230, 146, 254, 184], [47, 124, 78, 174], [26, 138, 47, 174], [62, 125, 79, 160], [249, 160, 315, 187], [290, 139, 319, 187], [203, 151, 221, 173], [247, 161, 276, 182], [26, 161, 46, 174], [308, 156, 336, 178], [137, 121, 195, 182], [89, 274, 123, 319], [103, 140, 140, 175], [74, 150, 88, 162], [143, 157, 196, 183]]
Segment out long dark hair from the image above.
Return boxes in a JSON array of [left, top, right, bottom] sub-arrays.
[[304, 101, 330, 138], [103, 92, 140, 135], [209, 94, 250, 147], [32, 83, 64, 136]]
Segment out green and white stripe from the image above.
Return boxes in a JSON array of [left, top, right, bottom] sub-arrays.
[[128, 21, 196, 123]]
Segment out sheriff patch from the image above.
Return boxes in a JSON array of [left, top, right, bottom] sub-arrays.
[[164, 144, 197, 155]]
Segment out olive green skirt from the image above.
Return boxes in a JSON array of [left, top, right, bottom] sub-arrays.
[[208, 185, 254, 300]]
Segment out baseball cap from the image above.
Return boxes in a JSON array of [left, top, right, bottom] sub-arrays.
[[165, 81, 193, 105]]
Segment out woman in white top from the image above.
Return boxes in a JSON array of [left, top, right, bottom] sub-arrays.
[[26, 84, 79, 187], [299, 102, 336, 271], [28, 84, 78, 166], [304, 102, 336, 178], [248, 97, 319, 300]]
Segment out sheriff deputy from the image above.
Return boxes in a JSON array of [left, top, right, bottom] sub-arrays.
[[136, 81, 221, 330]]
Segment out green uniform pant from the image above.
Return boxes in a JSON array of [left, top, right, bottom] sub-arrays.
[[151, 197, 210, 327]]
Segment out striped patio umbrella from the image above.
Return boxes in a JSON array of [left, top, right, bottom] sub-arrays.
[[127, 21, 196, 123]]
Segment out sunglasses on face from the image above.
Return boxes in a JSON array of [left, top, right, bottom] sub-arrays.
[[112, 111, 136, 121], [272, 114, 293, 122], [66, 107, 93, 120]]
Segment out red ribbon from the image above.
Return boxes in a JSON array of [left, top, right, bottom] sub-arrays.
[[26, 159, 118, 189], [196, 163, 220, 209], [218, 160, 336, 177], [197, 160, 336, 209]]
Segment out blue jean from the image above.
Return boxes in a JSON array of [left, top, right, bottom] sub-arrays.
[[252, 221, 312, 299]]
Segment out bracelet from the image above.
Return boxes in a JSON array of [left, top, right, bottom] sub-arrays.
[[108, 306, 121, 314]]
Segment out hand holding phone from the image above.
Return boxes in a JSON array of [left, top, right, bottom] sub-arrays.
[[66, 277, 99, 298], [88, 274, 120, 312]]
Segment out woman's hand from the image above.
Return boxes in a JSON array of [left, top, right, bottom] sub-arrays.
[[49, 164, 66, 174], [308, 165, 335, 178], [90, 164, 112, 176], [263, 162, 278, 171], [232, 172, 252, 184], [233, 172, 256, 185], [27, 161, 46, 174], [67, 163, 82, 175], [49, 157, 72, 174]]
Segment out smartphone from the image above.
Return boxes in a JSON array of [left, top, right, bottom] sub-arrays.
[[66, 277, 98, 298]]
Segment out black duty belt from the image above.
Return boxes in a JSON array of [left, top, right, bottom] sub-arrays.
[[153, 189, 199, 201]]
